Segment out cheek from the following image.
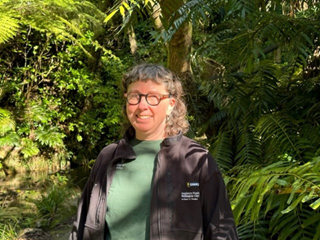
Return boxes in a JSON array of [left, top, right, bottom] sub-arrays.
[[126, 105, 137, 119]]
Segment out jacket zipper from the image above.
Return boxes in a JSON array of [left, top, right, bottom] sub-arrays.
[[166, 170, 173, 228], [95, 158, 118, 225], [157, 153, 162, 240]]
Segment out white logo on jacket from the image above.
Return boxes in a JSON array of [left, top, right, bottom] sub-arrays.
[[182, 182, 200, 201]]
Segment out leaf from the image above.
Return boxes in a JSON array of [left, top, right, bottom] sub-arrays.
[[21, 138, 39, 158], [301, 213, 320, 228], [0, 15, 20, 44], [314, 224, 320, 240], [119, 6, 125, 17], [0, 108, 15, 135], [104, 9, 119, 23], [122, 2, 130, 10], [309, 198, 320, 210], [281, 194, 305, 214], [301, 187, 316, 203], [35, 127, 65, 147], [0, 132, 20, 147]]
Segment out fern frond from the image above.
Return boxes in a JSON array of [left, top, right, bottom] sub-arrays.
[[237, 217, 269, 239], [0, 14, 20, 44], [256, 113, 301, 160], [0, 108, 16, 136], [0, 132, 20, 147], [21, 138, 39, 158], [235, 126, 262, 165], [211, 131, 234, 172], [35, 126, 65, 148], [24, 104, 49, 123], [4, 0, 107, 57], [269, 205, 320, 240]]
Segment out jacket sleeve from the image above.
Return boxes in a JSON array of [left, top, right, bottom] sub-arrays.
[[69, 156, 101, 240], [202, 153, 238, 240]]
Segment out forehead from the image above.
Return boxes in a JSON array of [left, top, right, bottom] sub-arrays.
[[127, 80, 168, 92]]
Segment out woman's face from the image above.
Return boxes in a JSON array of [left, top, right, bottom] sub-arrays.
[[126, 80, 175, 140]]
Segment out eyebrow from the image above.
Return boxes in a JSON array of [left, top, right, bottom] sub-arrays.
[[127, 90, 165, 94]]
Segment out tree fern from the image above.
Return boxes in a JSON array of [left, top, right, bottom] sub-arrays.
[[1, 0, 108, 57], [0, 14, 20, 44], [256, 113, 302, 161], [210, 131, 234, 172], [234, 126, 262, 165]]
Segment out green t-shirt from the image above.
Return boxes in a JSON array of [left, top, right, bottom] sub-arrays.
[[106, 138, 162, 240]]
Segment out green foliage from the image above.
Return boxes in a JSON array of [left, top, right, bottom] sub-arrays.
[[35, 127, 65, 148], [28, 174, 74, 227], [0, 108, 15, 136], [230, 158, 320, 221], [0, 222, 17, 240], [30, 185, 68, 224], [0, 0, 125, 169], [162, 0, 320, 238], [0, 12, 20, 44], [1, 0, 320, 238], [0, 200, 18, 240]]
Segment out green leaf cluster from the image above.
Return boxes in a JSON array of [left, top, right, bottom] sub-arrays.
[[0, 0, 125, 169], [170, 0, 320, 238]]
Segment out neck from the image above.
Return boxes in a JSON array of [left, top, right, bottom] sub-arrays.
[[135, 132, 166, 141]]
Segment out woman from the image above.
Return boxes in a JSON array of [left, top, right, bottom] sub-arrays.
[[69, 63, 238, 240]]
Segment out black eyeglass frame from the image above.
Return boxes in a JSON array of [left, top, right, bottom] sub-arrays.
[[124, 93, 171, 106]]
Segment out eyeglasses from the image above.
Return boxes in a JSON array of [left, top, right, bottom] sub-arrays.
[[124, 93, 171, 106]]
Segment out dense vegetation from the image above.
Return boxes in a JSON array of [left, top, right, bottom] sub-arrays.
[[1, 0, 320, 239]]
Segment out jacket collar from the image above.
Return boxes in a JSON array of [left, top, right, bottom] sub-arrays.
[[121, 128, 183, 148], [161, 132, 183, 147]]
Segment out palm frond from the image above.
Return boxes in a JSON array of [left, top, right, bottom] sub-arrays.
[[229, 158, 320, 225], [104, 0, 149, 33], [189, 1, 320, 73]]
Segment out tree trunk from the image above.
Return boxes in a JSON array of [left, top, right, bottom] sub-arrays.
[[155, 0, 194, 91]]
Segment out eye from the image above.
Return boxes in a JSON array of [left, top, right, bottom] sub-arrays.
[[147, 94, 160, 104], [128, 93, 139, 99]]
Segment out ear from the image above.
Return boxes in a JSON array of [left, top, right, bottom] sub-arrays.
[[166, 98, 176, 115]]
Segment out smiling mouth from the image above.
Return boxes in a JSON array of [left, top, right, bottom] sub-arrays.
[[137, 115, 152, 119]]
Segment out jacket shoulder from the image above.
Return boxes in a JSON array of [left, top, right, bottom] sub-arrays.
[[93, 141, 121, 169], [99, 141, 120, 156], [180, 136, 208, 153]]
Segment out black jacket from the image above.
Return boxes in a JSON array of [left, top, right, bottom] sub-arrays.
[[69, 132, 238, 240]]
